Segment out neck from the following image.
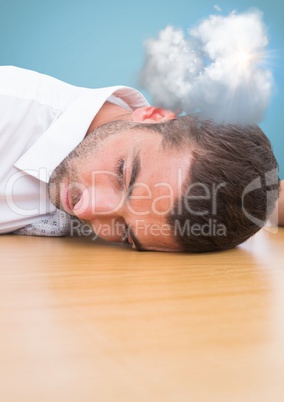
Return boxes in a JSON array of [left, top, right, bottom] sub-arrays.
[[86, 101, 133, 135]]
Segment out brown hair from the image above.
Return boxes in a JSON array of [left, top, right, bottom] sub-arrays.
[[138, 116, 280, 252]]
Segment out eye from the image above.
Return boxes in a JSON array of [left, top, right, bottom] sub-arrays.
[[116, 158, 125, 188]]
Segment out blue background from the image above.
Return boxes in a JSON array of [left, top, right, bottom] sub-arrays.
[[0, 0, 283, 176]]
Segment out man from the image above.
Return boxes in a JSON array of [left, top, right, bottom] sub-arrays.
[[0, 66, 281, 252]]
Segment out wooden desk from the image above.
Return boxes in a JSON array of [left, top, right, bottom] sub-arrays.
[[1, 228, 284, 402]]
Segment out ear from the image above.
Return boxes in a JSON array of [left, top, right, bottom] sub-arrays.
[[132, 106, 176, 123]]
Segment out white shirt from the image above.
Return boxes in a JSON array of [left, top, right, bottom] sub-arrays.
[[0, 66, 148, 233]]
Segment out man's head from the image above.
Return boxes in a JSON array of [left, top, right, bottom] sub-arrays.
[[48, 107, 279, 252], [163, 117, 279, 252]]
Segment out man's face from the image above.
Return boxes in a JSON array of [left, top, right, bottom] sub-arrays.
[[48, 121, 190, 251]]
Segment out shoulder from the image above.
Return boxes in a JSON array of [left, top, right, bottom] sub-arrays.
[[0, 65, 81, 110]]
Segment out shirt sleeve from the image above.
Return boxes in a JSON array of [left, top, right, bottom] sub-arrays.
[[12, 209, 83, 237]]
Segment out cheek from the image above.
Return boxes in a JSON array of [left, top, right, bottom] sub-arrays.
[[126, 199, 151, 217], [151, 196, 173, 215], [151, 181, 176, 215], [78, 159, 115, 186], [126, 182, 175, 217], [80, 144, 128, 182]]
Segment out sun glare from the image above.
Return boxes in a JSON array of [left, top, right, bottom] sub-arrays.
[[232, 45, 273, 71]]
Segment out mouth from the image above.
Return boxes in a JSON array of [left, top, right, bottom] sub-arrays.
[[61, 186, 74, 214], [60, 183, 84, 215]]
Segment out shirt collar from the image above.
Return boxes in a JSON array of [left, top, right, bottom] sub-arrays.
[[14, 86, 148, 183]]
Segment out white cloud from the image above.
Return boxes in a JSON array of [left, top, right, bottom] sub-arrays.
[[140, 10, 272, 124], [214, 5, 222, 12]]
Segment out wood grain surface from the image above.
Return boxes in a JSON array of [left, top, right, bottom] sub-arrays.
[[0, 228, 283, 402]]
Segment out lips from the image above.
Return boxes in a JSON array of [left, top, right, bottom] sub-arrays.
[[61, 186, 74, 214]]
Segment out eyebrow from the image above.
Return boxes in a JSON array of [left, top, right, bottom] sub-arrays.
[[127, 150, 141, 199], [126, 151, 144, 251], [129, 226, 144, 252]]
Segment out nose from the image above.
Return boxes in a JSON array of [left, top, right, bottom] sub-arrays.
[[72, 186, 125, 220]]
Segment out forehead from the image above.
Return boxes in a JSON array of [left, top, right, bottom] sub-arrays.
[[134, 129, 189, 178]]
